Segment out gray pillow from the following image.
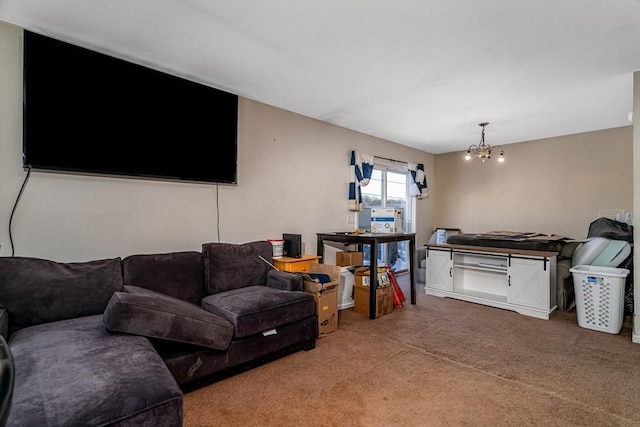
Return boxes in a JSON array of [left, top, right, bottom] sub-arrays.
[[103, 285, 234, 350], [0, 257, 123, 334]]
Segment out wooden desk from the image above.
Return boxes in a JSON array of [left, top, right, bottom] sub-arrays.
[[272, 254, 321, 273], [316, 232, 416, 319]]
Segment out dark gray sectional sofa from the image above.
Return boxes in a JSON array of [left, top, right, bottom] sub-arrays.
[[0, 241, 317, 426]]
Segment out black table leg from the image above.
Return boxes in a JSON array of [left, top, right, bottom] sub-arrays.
[[409, 236, 416, 304], [317, 237, 324, 263], [369, 243, 377, 319]]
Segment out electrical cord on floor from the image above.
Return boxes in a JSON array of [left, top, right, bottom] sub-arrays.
[[9, 167, 32, 257]]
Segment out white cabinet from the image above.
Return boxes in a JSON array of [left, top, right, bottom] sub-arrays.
[[424, 244, 557, 319], [426, 248, 453, 292], [508, 257, 556, 311]]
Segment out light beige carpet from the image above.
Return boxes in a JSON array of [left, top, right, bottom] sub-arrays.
[[184, 285, 640, 426]]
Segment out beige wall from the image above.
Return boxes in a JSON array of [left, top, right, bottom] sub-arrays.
[[0, 23, 435, 262], [434, 126, 633, 240], [0, 20, 633, 261]]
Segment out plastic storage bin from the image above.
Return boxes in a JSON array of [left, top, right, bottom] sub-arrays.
[[569, 265, 630, 334]]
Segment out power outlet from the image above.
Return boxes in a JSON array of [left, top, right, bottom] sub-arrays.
[[346, 213, 354, 224]]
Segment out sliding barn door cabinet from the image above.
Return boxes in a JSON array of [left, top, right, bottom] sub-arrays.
[[424, 244, 557, 319]]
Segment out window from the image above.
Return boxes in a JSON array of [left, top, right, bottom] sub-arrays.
[[357, 162, 414, 272]]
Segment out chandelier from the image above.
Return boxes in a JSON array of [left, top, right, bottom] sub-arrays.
[[465, 122, 504, 163]]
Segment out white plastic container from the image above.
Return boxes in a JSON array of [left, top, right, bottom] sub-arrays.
[[267, 239, 284, 258], [338, 267, 355, 310], [569, 265, 629, 334]]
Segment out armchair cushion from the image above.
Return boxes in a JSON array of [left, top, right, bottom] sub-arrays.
[[122, 251, 206, 305], [103, 285, 234, 350], [201, 286, 315, 338], [202, 241, 273, 294], [0, 257, 123, 334]]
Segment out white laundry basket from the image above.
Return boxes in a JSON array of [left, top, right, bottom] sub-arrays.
[[569, 265, 629, 334]]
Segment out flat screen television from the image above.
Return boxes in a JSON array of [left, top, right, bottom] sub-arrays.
[[23, 30, 238, 184]]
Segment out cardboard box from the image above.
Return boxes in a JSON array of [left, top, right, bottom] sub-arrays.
[[370, 208, 404, 234], [353, 270, 393, 318], [303, 263, 341, 337], [336, 251, 364, 267]]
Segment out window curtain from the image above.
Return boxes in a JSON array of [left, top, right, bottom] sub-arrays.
[[408, 162, 428, 199], [348, 150, 375, 212]]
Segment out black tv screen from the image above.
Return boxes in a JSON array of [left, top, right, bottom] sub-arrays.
[[23, 30, 238, 184]]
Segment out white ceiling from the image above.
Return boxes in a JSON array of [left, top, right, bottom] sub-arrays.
[[1, 0, 639, 154]]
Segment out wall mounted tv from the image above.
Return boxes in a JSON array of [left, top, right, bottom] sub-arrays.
[[23, 30, 238, 184]]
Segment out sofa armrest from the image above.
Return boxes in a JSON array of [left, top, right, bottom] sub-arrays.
[[266, 270, 303, 291], [0, 307, 8, 341], [103, 285, 234, 350]]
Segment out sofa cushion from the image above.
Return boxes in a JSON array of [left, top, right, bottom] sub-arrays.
[[103, 285, 233, 350], [202, 241, 273, 294], [201, 286, 315, 338], [7, 315, 183, 427], [122, 251, 206, 305], [0, 257, 123, 334]]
